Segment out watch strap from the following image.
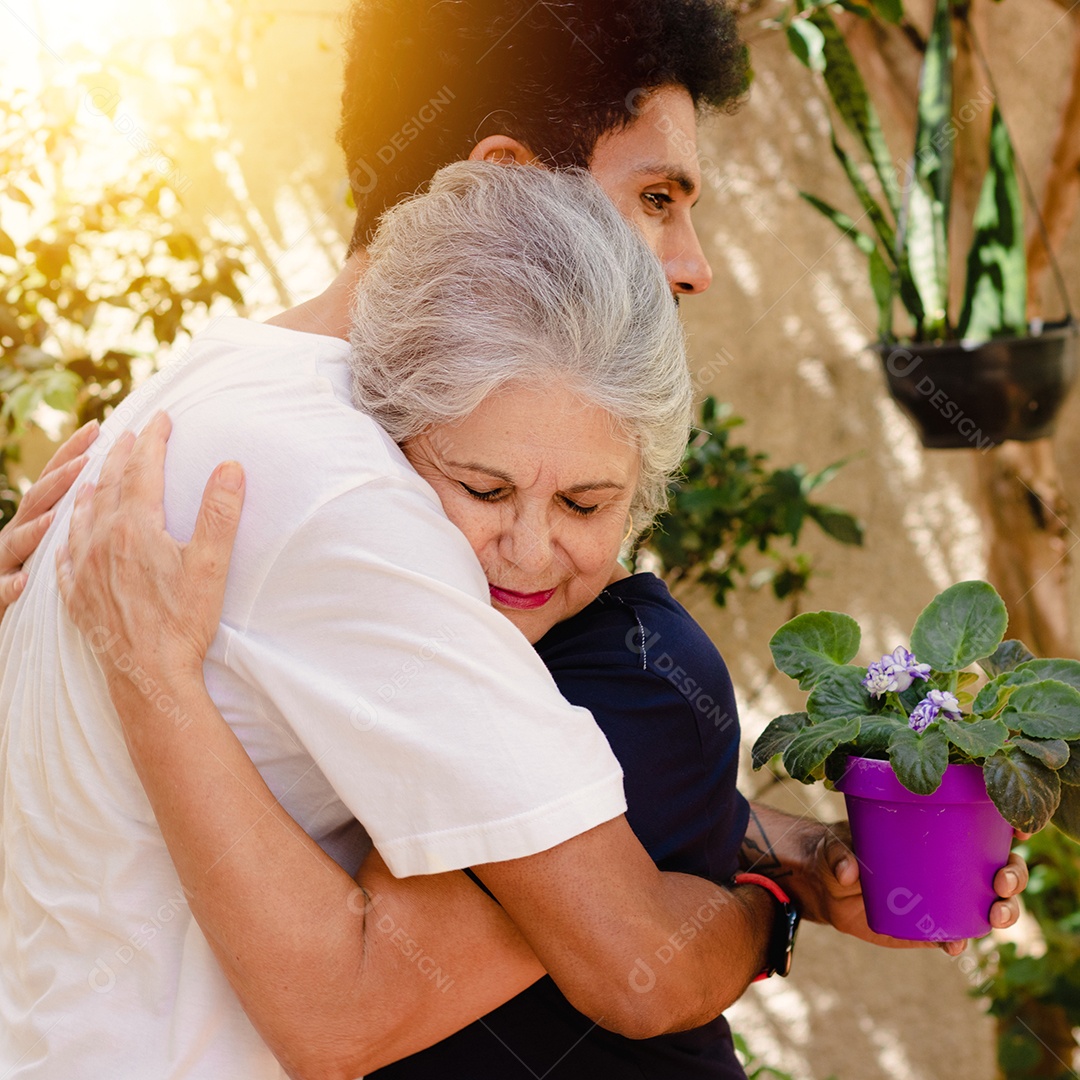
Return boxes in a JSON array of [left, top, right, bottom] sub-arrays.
[[733, 872, 799, 981]]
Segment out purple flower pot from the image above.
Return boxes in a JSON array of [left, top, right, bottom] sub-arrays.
[[835, 756, 1014, 940]]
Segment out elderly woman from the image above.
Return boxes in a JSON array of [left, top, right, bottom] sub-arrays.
[[16, 163, 1024, 1078]]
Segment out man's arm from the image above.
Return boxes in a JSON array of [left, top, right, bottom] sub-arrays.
[[739, 799, 1029, 954]]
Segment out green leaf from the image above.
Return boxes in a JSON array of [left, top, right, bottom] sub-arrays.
[[909, 580, 1008, 673], [984, 750, 1062, 833], [888, 725, 949, 794], [806, 665, 873, 721], [870, 0, 903, 22], [1012, 738, 1070, 770], [769, 611, 861, 690], [830, 133, 898, 262], [806, 504, 864, 546], [957, 107, 1027, 341], [752, 712, 810, 770], [1052, 783, 1080, 843], [979, 639, 1036, 678], [940, 717, 1009, 760], [783, 715, 863, 783], [1014, 658, 1080, 694], [787, 19, 826, 72], [41, 369, 80, 413], [869, 247, 894, 339], [911, 0, 954, 300], [1057, 741, 1080, 786], [1004, 680, 1080, 740], [2, 381, 41, 430], [807, 8, 901, 221], [956, 670, 981, 691], [972, 669, 1039, 716], [800, 192, 877, 256], [856, 712, 910, 754], [898, 0, 953, 337], [903, 176, 948, 337]]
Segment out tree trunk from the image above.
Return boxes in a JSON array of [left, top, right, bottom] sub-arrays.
[[973, 440, 1078, 659]]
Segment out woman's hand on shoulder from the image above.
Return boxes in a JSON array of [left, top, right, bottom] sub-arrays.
[[0, 419, 99, 615], [55, 412, 246, 700]]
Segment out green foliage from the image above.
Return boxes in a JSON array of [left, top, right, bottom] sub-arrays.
[[752, 580, 1080, 833], [983, 750, 1062, 833], [779, 0, 1028, 343], [751, 712, 810, 770], [888, 724, 949, 794], [806, 665, 873, 721], [732, 1031, 834, 1080], [637, 397, 864, 608], [974, 828, 1080, 1079], [910, 580, 1009, 672], [979, 639, 1036, 678], [0, 85, 248, 526], [957, 107, 1028, 341], [785, 713, 862, 782], [769, 611, 861, 689]]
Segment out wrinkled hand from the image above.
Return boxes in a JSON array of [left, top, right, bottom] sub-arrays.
[[0, 420, 99, 614], [55, 412, 245, 693], [808, 820, 1029, 956]]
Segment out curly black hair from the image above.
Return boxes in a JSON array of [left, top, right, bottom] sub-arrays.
[[338, 0, 749, 253]]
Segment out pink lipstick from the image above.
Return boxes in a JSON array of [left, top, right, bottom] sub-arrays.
[[489, 585, 556, 611]]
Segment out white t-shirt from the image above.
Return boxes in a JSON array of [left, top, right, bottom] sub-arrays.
[[0, 318, 626, 1077]]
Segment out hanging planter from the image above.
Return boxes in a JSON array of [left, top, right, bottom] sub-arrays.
[[788, 0, 1078, 449], [875, 320, 1079, 449]]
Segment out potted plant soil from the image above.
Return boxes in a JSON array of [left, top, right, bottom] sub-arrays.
[[785, 0, 1078, 448], [752, 580, 1080, 940]]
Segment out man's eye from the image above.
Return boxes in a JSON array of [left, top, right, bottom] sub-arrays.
[[461, 483, 506, 502], [642, 192, 672, 212]]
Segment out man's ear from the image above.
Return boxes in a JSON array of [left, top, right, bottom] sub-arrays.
[[467, 135, 540, 167]]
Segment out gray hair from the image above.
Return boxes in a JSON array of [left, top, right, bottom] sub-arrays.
[[348, 161, 692, 524]]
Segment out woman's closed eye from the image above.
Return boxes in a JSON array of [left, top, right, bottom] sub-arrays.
[[460, 482, 508, 502], [559, 496, 600, 517], [460, 481, 601, 518]]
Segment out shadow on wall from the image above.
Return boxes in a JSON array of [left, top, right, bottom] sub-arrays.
[[678, 2, 1080, 1077]]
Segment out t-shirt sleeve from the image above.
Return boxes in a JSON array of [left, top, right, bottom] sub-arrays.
[[224, 476, 626, 878]]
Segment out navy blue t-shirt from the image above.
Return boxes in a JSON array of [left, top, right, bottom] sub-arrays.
[[371, 573, 750, 1079]]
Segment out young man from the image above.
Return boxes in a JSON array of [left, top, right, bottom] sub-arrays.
[[0, 2, 1026, 1077]]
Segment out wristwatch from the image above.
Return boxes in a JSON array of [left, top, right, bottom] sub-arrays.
[[733, 872, 800, 981]]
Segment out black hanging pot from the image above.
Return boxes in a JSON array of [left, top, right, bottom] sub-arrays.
[[873, 321, 1080, 449]]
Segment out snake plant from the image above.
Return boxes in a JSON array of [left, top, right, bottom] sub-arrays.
[[786, 0, 1027, 344]]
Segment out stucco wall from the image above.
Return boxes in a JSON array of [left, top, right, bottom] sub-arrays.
[[684, 4, 1080, 1076]]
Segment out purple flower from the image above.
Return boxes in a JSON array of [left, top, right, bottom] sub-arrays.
[[862, 646, 932, 698], [908, 689, 962, 733]]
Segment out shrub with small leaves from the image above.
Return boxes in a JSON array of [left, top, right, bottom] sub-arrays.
[[637, 397, 863, 608]]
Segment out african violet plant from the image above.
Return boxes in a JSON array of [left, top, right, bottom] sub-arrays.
[[752, 580, 1080, 836]]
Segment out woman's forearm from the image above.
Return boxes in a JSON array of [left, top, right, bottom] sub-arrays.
[[475, 817, 773, 1039], [105, 671, 544, 1079]]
